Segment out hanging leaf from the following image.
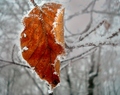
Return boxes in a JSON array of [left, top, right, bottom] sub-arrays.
[[20, 2, 65, 88]]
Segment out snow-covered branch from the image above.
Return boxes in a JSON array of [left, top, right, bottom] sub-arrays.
[[0, 59, 30, 69], [62, 46, 97, 63]]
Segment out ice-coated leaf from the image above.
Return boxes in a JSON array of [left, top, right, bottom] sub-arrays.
[[20, 2, 65, 88]]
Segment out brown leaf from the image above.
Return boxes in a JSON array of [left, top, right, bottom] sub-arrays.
[[20, 3, 65, 88]]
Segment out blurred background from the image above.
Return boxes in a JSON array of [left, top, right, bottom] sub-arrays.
[[0, 0, 120, 95]]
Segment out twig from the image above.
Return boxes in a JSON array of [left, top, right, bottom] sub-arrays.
[[65, 26, 120, 50], [0, 59, 30, 68], [65, 0, 96, 21], [66, 40, 117, 50], [0, 64, 11, 68], [82, 1, 95, 13], [65, 12, 81, 21], [107, 28, 120, 39], [92, 10, 120, 16], [61, 46, 97, 63], [30, 0, 38, 7], [80, 0, 96, 35], [65, 20, 104, 38], [61, 56, 87, 70], [61, 47, 97, 70], [77, 42, 117, 48], [79, 20, 104, 41], [11, 45, 16, 62], [64, 24, 74, 35]]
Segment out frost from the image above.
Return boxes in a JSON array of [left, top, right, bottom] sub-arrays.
[[22, 46, 28, 52], [53, 22, 57, 28], [48, 88, 53, 94], [56, 7, 64, 17], [43, 5, 54, 12], [51, 5, 65, 49], [53, 72, 57, 75], [23, 33, 26, 37]]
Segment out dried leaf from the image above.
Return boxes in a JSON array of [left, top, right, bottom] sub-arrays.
[[20, 2, 65, 88]]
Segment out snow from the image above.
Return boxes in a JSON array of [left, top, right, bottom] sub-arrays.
[[29, 68, 35, 74], [56, 7, 63, 17], [53, 22, 57, 28], [48, 88, 53, 94], [23, 33, 26, 37], [53, 72, 57, 75], [66, 23, 120, 48], [22, 46, 28, 52]]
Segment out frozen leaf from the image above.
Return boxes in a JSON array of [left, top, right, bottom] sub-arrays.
[[20, 2, 65, 88]]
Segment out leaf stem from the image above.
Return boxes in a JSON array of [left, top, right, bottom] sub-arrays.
[[30, 0, 38, 7]]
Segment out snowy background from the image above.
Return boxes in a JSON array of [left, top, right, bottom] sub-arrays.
[[0, 0, 120, 95]]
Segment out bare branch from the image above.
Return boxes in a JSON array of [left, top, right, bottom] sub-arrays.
[[65, 20, 104, 39], [78, 42, 117, 48], [107, 28, 120, 39], [82, 1, 94, 12], [65, 0, 96, 21], [92, 10, 120, 16], [65, 24, 120, 51], [11, 45, 16, 62], [64, 24, 74, 35], [30, 0, 38, 7], [65, 12, 81, 21], [79, 20, 104, 41], [80, 0, 97, 35], [61, 46, 97, 63], [66, 39, 118, 50], [0, 59, 30, 69]]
